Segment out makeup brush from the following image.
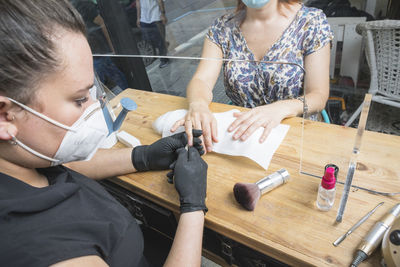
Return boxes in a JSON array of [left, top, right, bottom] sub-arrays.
[[233, 169, 290, 211]]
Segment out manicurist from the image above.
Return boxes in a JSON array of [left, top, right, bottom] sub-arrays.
[[0, 1, 207, 266]]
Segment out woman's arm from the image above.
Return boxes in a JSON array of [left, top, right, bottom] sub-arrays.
[[65, 131, 204, 179], [65, 148, 136, 179], [157, 0, 167, 24], [164, 211, 204, 267], [164, 147, 207, 267], [302, 42, 331, 113], [50, 255, 109, 267], [186, 38, 223, 107], [171, 38, 223, 152], [136, 0, 141, 27], [228, 44, 330, 142], [93, 15, 115, 54]]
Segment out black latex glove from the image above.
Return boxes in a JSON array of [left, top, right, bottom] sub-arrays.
[[132, 129, 204, 172], [172, 147, 208, 214]]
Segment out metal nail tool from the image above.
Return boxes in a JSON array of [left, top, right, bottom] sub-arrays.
[[333, 202, 384, 247]]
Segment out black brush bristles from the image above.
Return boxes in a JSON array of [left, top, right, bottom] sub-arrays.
[[233, 182, 261, 211]]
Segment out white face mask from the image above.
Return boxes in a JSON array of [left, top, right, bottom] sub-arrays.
[[7, 87, 110, 166]]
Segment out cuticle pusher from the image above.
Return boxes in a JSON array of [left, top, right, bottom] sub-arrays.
[[333, 202, 384, 247]]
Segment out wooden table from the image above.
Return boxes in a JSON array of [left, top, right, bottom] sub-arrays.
[[110, 89, 400, 267]]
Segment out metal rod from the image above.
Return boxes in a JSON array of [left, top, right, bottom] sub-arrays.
[[92, 54, 306, 73], [333, 202, 384, 246]]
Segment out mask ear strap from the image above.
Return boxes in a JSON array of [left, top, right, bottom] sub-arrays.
[[9, 133, 60, 164], [7, 98, 74, 132]]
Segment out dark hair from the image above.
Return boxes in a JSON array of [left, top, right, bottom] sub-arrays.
[[236, 0, 301, 13], [0, 0, 86, 104]]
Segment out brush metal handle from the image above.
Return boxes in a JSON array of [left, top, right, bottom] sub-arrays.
[[256, 169, 290, 195]]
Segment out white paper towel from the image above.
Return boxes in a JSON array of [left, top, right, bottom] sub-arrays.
[[153, 109, 290, 170]]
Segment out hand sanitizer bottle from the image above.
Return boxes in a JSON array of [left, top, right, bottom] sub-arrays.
[[317, 167, 336, 211]]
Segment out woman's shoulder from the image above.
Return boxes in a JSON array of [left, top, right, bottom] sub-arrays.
[[210, 12, 238, 30], [300, 5, 328, 22]]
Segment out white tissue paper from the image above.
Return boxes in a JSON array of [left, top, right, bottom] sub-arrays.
[[152, 109, 290, 170]]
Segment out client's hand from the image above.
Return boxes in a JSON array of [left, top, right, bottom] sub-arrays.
[[173, 147, 208, 214], [170, 101, 218, 154], [228, 103, 286, 143], [131, 130, 204, 172]]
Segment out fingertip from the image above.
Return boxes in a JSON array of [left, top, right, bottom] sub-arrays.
[[260, 128, 271, 143], [169, 161, 176, 169], [166, 170, 174, 178], [193, 138, 202, 147], [192, 129, 203, 137], [211, 129, 218, 143], [232, 133, 238, 140]]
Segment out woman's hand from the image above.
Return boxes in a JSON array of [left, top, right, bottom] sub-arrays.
[[228, 104, 286, 143], [161, 14, 168, 24], [131, 130, 204, 172], [171, 101, 218, 154]]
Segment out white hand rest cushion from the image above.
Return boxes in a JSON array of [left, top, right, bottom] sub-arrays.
[[152, 109, 290, 170]]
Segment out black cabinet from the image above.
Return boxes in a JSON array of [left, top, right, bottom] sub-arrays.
[[99, 179, 289, 267]]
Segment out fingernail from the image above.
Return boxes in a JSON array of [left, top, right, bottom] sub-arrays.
[[207, 146, 212, 152], [228, 127, 232, 132]]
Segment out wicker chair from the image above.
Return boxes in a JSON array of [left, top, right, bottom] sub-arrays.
[[345, 20, 400, 127]]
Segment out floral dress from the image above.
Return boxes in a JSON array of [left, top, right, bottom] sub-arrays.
[[206, 5, 333, 108]]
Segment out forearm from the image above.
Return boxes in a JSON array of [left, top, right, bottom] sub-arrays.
[[94, 15, 115, 54], [136, 0, 140, 20], [65, 148, 136, 179], [301, 44, 330, 116], [164, 211, 205, 267], [303, 89, 329, 114], [269, 89, 328, 120], [187, 78, 213, 107], [157, 0, 165, 14]]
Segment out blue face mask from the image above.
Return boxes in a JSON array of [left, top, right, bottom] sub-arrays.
[[242, 0, 270, 9]]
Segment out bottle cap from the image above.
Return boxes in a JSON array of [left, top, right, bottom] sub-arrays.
[[321, 167, 336, 190]]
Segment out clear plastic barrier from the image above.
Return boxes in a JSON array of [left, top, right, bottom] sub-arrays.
[[72, 0, 400, 198]]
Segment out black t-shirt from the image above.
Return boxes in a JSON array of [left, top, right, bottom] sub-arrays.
[[0, 166, 147, 267]]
